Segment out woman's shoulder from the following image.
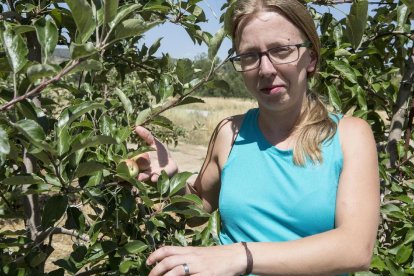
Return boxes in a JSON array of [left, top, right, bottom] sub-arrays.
[[338, 115, 372, 133], [210, 112, 247, 168], [213, 113, 245, 146], [337, 116, 376, 153]]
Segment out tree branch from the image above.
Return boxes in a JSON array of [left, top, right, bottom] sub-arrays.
[[138, 56, 231, 127], [368, 31, 414, 44], [0, 11, 24, 21], [0, 60, 81, 111]]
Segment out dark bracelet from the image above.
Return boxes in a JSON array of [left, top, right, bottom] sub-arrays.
[[241, 242, 253, 275]]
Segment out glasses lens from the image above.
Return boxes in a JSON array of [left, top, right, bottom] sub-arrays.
[[268, 46, 298, 64], [232, 53, 259, 72]]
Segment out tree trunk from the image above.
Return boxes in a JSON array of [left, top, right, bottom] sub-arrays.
[[387, 46, 414, 169]]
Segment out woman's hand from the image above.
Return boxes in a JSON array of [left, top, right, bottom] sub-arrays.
[[146, 244, 246, 276], [135, 126, 178, 183]]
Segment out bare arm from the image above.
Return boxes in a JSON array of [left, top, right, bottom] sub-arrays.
[[238, 116, 380, 275]]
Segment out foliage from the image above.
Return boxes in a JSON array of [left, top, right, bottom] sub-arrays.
[[192, 53, 252, 98], [0, 0, 225, 274]]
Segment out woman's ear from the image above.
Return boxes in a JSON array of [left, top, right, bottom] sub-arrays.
[[306, 50, 317, 73]]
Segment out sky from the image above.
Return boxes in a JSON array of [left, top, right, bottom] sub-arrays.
[[142, 0, 352, 60]]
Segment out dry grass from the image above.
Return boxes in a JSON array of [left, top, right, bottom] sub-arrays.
[[164, 97, 257, 145]]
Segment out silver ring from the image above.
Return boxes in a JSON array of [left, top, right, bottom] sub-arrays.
[[182, 263, 190, 275]]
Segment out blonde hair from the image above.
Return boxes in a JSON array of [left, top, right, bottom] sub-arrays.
[[230, 0, 337, 165]]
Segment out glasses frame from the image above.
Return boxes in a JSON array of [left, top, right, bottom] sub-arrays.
[[229, 41, 312, 72]]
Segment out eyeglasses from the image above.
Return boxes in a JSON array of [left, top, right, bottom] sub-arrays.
[[229, 41, 312, 72]]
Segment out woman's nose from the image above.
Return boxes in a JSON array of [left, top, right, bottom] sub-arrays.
[[259, 54, 277, 76]]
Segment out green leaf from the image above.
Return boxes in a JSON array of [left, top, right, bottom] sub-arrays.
[[135, 108, 152, 126], [58, 102, 105, 129], [0, 23, 29, 73], [13, 119, 55, 154], [119, 260, 135, 273], [149, 37, 162, 56], [157, 171, 170, 196], [143, 1, 171, 12], [170, 194, 203, 206], [75, 161, 107, 178], [370, 255, 386, 271], [223, 1, 236, 37], [104, 0, 119, 26], [13, 25, 36, 35], [114, 88, 133, 115], [99, 115, 115, 136], [402, 0, 414, 14], [42, 195, 68, 229], [356, 86, 367, 110], [65, 207, 85, 232], [27, 64, 58, 81], [169, 172, 193, 196], [70, 135, 118, 153], [122, 240, 148, 254], [159, 75, 174, 101], [404, 228, 414, 244], [71, 60, 103, 74], [208, 210, 220, 242], [320, 13, 333, 36], [34, 18, 58, 63], [176, 96, 205, 107], [30, 252, 48, 267], [328, 60, 358, 84], [111, 18, 161, 43], [65, 0, 96, 43], [396, 245, 412, 264], [0, 57, 11, 72], [108, 4, 142, 29], [70, 42, 97, 59], [0, 126, 10, 157], [326, 84, 342, 111], [345, 0, 368, 50], [208, 27, 225, 60], [2, 175, 45, 185], [57, 126, 70, 156], [206, 79, 230, 91], [397, 4, 410, 32], [176, 59, 194, 84]]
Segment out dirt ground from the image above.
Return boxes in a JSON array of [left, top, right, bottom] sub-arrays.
[[167, 143, 207, 173]]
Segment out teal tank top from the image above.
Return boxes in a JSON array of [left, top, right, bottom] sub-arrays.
[[219, 108, 345, 274]]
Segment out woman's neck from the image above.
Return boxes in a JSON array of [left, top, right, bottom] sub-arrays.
[[257, 95, 307, 146]]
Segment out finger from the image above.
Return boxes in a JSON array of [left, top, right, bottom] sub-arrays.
[[151, 172, 160, 183], [135, 126, 156, 148], [148, 255, 192, 276], [138, 171, 151, 182], [147, 246, 188, 266], [134, 153, 151, 170], [163, 264, 195, 276]]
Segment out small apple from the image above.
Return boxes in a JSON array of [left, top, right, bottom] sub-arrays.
[[122, 159, 139, 178]]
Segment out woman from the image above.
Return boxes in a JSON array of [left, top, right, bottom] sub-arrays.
[[137, 0, 380, 275]]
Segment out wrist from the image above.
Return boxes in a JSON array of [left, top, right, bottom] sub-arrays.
[[229, 242, 252, 275], [241, 242, 253, 275]]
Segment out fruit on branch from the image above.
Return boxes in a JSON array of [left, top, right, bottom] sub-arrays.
[[122, 159, 140, 178]]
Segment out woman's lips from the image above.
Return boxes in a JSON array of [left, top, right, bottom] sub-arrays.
[[260, 85, 285, 95]]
